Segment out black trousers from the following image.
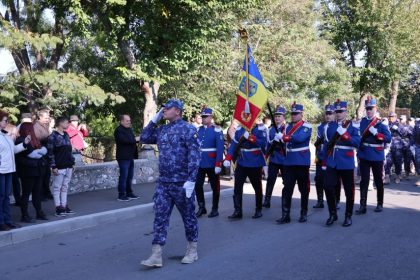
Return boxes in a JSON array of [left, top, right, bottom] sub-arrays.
[[41, 164, 52, 198], [282, 165, 310, 213], [265, 162, 284, 198], [315, 162, 342, 203], [195, 167, 220, 210], [234, 165, 263, 209], [20, 176, 43, 216], [359, 159, 384, 205], [12, 173, 21, 204], [325, 168, 355, 216]]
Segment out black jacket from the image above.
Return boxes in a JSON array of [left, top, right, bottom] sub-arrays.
[[114, 125, 138, 160], [15, 137, 47, 177], [47, 131, 75, 169]]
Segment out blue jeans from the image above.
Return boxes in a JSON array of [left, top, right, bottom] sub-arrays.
[[0, 173, 13, 225], [117, 159, 134, 196]]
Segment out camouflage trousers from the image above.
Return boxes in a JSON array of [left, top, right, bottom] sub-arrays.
[[152, 181, 198, 246], [385, 149, 403, 175]]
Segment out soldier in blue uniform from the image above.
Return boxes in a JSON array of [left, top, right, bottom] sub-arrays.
[[276, 102, 312, 224], [313, 104, 335, 209], [263, 105, 286, 208], [223, 122, 268, 219], [399, 115, 414, 178], [384, 112, 404, 184], [411, 118, 420, 186], [140, 99, 201, 267], [356, 97, 391, 214], [323, 100, 361, 227], [194, 107, 224, 218]]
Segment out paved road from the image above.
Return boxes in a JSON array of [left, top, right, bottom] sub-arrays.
[[1, 175, 420, 280]]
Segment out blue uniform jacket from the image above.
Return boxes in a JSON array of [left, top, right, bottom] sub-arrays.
[[358, 117, 392, 161], [227, 126, 267, 168], [141, 119, 200, 183], [324, 121, 360, 170], [267, 125, 286, 165], [198, 125, 224, 168], [315, 122, 329, 161], [283, 122, 312, 166]]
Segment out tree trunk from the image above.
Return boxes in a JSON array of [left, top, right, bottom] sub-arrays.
[[388, 80, 399, 113], [141, 82, 159, 127], [356, 93, 369, 120]]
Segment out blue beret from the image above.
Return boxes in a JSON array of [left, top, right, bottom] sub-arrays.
[[324, 104, 335, 112], [164, 98, 184, 111], [365, 97, 377, 108], [201, 107, 213, 116], [334, 100, 347, 111]]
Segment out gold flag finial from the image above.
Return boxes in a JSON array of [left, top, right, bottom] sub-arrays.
[[239, 27, 248, 41]]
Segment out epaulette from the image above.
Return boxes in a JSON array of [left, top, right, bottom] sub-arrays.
[[236, 126, 242, 131], [303, 122, 312, 128], [214, 126, 222, 133], [352, 122, 360, 128]]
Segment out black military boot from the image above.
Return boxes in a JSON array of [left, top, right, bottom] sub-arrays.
[[276, 210, 290, 224], [374, 203, 383, 213], [196, 203, 207, 217], [326, 211, 338, 226], [208, 208, 219, 218], [355, 204, 367, 215], [342, 215, 352, 227], [262, 195, 271, 208], [313, 200, 324, 209], [252, 208, 263, 219], [228, 195, 242, 220], [298, 209, 308, 223]]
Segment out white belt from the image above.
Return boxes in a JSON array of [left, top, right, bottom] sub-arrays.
[[363, 143, 384, 148], [286, 146, 309, 152], [334, 145, 355, 150], [240, 148, 261, 152], [201, 148, 217, 152]]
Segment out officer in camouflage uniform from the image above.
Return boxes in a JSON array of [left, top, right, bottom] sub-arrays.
[[384, 112, 404, 184], [399, 115, 413, 178], [411, 118, 420, 186], [140, 99, 201, 268]]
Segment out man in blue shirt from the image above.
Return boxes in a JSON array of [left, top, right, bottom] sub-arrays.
[[263, 105, 286, 208], [276, 102, 312, 224], [323, 100, 360, 227], [194, 107, 224, 218], [140, 99, 201, 267], [357, 97, 391, 214]]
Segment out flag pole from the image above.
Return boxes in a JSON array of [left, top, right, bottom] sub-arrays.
[[239, 27, 250, 115]]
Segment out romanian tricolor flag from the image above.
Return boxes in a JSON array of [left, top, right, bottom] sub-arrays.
[[233, 45, 269, 131]]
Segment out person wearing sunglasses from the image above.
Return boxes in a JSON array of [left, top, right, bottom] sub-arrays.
[[277, 102, 312, 224], [357, 97, 391, 214], [194, 107, 224, 218], [323, 100, 361, 227]]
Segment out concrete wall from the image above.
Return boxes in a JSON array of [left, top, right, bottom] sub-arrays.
[[69, 158, 159, 194]]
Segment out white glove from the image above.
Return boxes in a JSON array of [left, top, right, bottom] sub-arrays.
[[223, 160, 231, 167], [243, 131, 250, 139], [369, 126, 378, 136], [410, 146, 415, 156], [337, 126, 347, 135], [183, 181, 195, 198], [392, 125, 398, 130], [215, 167, 222, 174], [274, 132, 283, 142], [151, 108, 164, 124]]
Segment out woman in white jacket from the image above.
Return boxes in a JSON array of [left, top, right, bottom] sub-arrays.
[[0, 110, 30, 231]]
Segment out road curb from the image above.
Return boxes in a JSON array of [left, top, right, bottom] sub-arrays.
[[0, 188, 233, 248]]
